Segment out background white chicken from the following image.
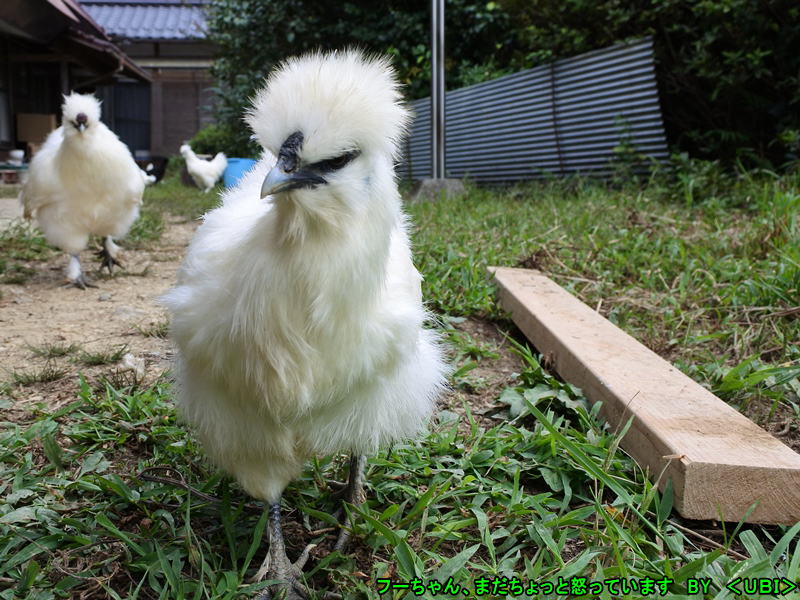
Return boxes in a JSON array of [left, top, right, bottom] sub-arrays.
[[179, 143, 227, 192], [163, 50, 447, 599], [139, 165, 157, 186], [19, 92, 144, 288]]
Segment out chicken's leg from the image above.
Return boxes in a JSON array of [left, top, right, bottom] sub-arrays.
[[65, 254, 96, 289], [254, 502, 314, 600], [96, 236, 123, 274], [333, 454, 366, 551]]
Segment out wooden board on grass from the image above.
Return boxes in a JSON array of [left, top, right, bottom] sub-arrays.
[[490, 266, 800, 525]]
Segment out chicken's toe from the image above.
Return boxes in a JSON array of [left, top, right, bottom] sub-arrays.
[[95, 247, 123, 274], [252, 502, 313, 600], [68, 273, 97, 289]]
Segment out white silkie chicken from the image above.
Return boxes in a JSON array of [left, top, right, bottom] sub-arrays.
[[163, 50, 447, 598], [179, 143, 227, 192], [20, 92, 144, 288]]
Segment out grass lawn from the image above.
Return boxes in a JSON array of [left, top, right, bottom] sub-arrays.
[[0, 164, 798, 599]]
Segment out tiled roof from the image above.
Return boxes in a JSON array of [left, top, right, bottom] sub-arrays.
[[81, 1, 208, 5], [82, 2, 208, 40]]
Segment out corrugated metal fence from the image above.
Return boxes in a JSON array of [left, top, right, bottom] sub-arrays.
[[398, 37, 668, 183]]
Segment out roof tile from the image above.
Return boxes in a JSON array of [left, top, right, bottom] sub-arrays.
[[82, 3, 207, 40]]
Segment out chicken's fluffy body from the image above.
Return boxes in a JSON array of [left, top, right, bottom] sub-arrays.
[[163, 51, 447, 504], [180, 144, 227, 192], [20, 93, 143, 280]]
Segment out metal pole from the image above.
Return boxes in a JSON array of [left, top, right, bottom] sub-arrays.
[[431, 0, 445, 179]]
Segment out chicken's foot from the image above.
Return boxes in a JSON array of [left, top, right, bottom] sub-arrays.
[[96, 236, 123, 274], [333, 454, 366, 551], [65, 254, 97, 289], [254, 502, 315, 600]]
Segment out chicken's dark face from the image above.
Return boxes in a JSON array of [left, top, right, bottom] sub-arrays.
[[71, 113, 89, 133], [260, 131, 361, 198]]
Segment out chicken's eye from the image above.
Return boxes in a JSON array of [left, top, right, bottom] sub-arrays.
[[327, 155, 350, 169], [313, 150, 361, 173]]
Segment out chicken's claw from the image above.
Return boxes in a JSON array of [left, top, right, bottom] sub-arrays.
[[96, 246, 123, 274], [252, 503, 314, 600], [66, 273, 97, 289]]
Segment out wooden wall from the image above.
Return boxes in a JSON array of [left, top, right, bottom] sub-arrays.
[[150, 68, 214, 157]]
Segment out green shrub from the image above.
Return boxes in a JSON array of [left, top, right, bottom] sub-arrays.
[[190, 123, 259, 158], [499, 0, 800, 168], [206, 0, 513, 162], [206, 0, 798, 169]]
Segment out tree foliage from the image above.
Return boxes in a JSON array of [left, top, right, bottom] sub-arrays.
[[205, 0, 800, 166], [205, 0, 513, 156], [499, 0, 800, 166]]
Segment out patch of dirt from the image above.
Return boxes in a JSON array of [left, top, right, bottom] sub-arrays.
[[740, 398, 800, 453], [1, 215, 527, 433], [0, 217, 195, 420], [516, 248, 550, 271], [441, 317, 525, 428], [0, 194, 23, 229]]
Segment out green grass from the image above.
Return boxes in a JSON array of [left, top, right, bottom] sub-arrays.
[[0, 263, 35, 285], [443, 318, 500, 363], [27, 343, 81, 359], [135, 320, 170, 339], [2, 162, 800, 598], [143, 167, 223, 221], [407, 168, 800, 409], [126, 206, 165, 249], [0, 222, 53, 262], [1, 359, 797, 598], [76, 345, 128, 367], [9, 363, 67, 386]]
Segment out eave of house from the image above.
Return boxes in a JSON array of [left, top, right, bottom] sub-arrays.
[[134, 57, 212, 69], [0, 0, 150, 82]]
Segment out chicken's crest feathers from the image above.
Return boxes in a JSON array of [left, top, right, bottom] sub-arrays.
[[247, 50, 410, 162], [61, 92, 101, 127]]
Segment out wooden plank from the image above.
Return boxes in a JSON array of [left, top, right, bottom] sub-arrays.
[[490, 266, 800, 524]]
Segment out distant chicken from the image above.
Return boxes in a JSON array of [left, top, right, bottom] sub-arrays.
[[180, 143, 227, 192], [20, 92, 144, 288], [163, 51, 447, 599], [140, 164, 157, 186]]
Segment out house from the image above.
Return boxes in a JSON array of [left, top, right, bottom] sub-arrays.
[[0, 0, 149, 156], [82, 0, 215, 157]]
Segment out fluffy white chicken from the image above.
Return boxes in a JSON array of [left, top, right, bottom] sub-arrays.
[[179, 143, 227, 192], [20, 93, 144, 288], [163, 50, 447, 598]]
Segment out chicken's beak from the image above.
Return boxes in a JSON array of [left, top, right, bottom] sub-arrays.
[[261, 167, 292, 198], [78, 123, 86, 133], [260, 166, 326, 198]]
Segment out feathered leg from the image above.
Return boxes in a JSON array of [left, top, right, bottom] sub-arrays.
[[333, 454, 366, 551], [254, 502, 315, 600], [65, 254, 96, 289], [96, 236, 123, 274]]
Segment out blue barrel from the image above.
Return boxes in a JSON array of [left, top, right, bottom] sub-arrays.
[[223, 158, 257, 188]]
